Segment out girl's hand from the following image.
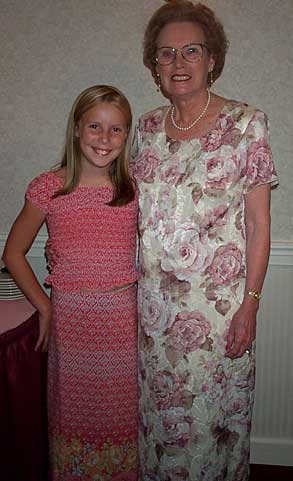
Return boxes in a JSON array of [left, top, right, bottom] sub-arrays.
[[35, 305, 52, 352], [225, 300, 258, 359]]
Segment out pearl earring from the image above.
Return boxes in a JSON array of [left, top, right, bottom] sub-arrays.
[[209, 70, 214, 87], [156, 73, 161, 93]]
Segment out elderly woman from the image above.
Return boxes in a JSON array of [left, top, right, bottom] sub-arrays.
[[132, 1, 278, 480]]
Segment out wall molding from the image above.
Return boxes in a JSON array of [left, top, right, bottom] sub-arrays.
[[268, 241, 293, 266], [0, 233, 48, 258], [1, 234, 293, 263], [250, 437, 293, 466]]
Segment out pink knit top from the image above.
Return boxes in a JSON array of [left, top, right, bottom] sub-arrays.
[[26, 172, 138, 292]]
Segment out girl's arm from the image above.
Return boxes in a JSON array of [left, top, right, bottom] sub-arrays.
[[225, 183, 271, 358], [2, 200, 51, 351]]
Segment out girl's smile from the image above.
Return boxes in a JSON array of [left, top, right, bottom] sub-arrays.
[[92, 148, 112, 156]]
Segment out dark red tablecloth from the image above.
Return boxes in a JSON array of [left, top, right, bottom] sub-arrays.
[[0, 310, 48, 481]]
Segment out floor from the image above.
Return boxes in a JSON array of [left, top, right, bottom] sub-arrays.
[[43, 463, 293, 480], [249, 464, 293, 480]]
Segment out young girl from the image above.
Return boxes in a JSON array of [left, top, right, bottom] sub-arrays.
[[2, 85, 138, 480]]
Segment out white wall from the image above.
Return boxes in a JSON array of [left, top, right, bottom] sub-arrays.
[[250, 243, 293, 465]]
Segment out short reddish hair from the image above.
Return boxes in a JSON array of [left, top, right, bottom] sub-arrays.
[[143, 1, 228, 83]]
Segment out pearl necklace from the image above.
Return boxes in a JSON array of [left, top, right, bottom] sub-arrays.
[[170, 89, 211, 131]]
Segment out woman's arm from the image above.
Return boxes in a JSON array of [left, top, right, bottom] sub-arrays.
[[225, 183, 271, 358], [2, 200, 51, 351]]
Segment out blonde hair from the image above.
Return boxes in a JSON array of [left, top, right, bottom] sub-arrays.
[[56, 84, 135, 206], [144, 1, 228, 85]]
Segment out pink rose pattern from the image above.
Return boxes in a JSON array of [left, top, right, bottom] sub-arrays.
[[133, 102, 278, 480], [166, 310, 212, 356], [132, 147, 160, 183], [207, 242, 244, 286], [139, 111, 162, 134]]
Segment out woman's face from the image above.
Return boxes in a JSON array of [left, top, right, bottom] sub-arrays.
[[155, 21, 214, 102]]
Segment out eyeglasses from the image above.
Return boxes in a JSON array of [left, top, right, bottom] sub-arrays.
[[155, 43, 208, 66]]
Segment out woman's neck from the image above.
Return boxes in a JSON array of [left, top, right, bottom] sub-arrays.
[[171, 89, 210, 124], [165, 93, 227, 142]]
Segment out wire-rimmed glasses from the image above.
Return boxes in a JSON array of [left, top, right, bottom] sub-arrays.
[[155, 43, 208, 66]]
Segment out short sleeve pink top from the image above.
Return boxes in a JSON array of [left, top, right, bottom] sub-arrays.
[[26, 172, 138, 292]]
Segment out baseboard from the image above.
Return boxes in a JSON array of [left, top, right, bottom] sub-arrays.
[[250, 437, 293, 466]]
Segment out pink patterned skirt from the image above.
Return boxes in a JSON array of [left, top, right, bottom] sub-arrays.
[[48, 286, 138, 481]]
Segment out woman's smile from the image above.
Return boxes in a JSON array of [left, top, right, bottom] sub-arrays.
[[171, 74, 192, 82]]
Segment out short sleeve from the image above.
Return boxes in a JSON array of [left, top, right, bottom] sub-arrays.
[[130, 123, 142, 177], [243, 110, 278, 194], [25, 172, 58, 214], [131, 123, 141, 161]]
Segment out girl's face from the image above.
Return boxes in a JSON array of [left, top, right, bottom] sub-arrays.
[[76, 101, 128, 177]]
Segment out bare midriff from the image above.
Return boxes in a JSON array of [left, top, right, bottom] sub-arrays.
[[79, 281, 136, 295]]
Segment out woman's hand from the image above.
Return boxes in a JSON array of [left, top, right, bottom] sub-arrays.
[[35, 303, 52, 352], [225, 300, 258, 359]]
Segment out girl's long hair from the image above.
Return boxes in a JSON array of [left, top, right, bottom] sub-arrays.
[[55, 84, 135, 206]]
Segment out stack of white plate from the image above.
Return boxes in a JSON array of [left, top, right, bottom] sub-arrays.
[[0, 269, 25, 300]]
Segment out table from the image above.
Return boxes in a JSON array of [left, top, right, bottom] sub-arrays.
[[0, 298, 48, 481]]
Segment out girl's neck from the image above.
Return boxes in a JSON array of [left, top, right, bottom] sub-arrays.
[[78, 172, 112, 188]]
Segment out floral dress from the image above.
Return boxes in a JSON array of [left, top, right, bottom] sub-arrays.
[[132, 100, 278, 481]]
